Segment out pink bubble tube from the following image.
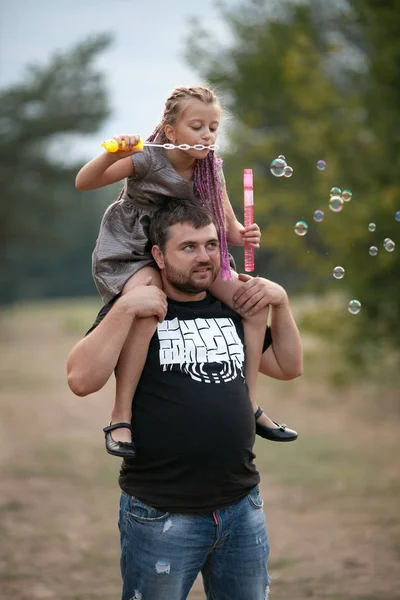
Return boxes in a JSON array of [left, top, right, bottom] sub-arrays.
[[243, 169, 254, 272]]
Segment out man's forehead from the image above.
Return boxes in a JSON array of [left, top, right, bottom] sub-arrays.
[[168, 221, 218, 242]]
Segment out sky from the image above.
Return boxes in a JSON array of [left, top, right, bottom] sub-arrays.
[[0, 0, 232, 160]]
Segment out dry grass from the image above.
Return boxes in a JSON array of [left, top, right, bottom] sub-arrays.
[[0, 298, 399, 600]]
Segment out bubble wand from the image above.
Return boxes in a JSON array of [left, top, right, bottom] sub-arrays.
[[243, 169, 254, 272], [102, 138, 218, 152]]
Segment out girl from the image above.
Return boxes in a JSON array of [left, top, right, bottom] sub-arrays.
[[76, 85, 297, 457]]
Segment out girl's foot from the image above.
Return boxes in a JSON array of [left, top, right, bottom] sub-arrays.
[[103, 422, 136, 458], [254, 407, 298, 442]]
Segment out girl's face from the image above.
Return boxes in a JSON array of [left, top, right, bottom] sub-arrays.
[[166, 100, 221, 159]]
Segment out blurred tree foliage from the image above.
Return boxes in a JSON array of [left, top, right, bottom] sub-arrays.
[[186, 0, 400, 353], [0, 35, 114, 303]]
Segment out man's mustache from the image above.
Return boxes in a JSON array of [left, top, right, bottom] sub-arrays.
[[191, 262, 213, 270]]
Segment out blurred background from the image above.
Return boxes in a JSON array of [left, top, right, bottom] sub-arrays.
[[1, 1, 399, 599]]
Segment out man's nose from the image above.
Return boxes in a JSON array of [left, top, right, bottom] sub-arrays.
[[196, 246, 210, 261]]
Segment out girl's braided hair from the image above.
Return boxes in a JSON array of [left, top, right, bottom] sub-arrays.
[[147, 86, 231, 280]]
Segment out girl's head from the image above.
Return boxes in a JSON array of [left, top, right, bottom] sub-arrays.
[[150, 86, 222, 155], [147, 86, 232, 280]]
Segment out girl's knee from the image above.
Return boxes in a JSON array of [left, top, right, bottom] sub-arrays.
[[122, 266, 162, 294]]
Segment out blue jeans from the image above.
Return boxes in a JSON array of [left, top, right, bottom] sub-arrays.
[[118, 487, 270, 600]]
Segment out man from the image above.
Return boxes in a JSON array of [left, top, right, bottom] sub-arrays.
[[67, 199, 302, 600]]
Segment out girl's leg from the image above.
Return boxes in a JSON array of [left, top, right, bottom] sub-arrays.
[[109, 266, 162, 445], [209, 272, 278, 429]]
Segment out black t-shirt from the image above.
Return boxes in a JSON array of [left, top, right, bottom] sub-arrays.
[[89, 293, 272, 513]]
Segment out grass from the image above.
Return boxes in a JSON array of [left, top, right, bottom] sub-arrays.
[[1, 297, 399, 600]]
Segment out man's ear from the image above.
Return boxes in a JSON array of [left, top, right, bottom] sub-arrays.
[[152, 245, 165, 269]]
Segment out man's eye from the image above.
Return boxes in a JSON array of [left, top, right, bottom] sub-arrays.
[[207, 242, 218, 249], [183, 245, 195, 251]]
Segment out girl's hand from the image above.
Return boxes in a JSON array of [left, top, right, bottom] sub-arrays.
[[107, 134, 144, 158], [240, 222, 261, 248]]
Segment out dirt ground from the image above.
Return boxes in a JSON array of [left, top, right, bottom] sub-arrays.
[[1, 299, 399, 600]]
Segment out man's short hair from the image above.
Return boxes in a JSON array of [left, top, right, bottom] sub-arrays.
[[149, 198, 219, 252]]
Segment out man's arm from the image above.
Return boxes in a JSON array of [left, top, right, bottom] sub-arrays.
[[259, 295, 303, 380], [67, 281, 167, 396], [233, 273, 302, 380]]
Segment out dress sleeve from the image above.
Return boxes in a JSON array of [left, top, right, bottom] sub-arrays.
[[130, 148, 152, 180]]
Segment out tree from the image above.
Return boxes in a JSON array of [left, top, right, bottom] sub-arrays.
[[185, 0, 400, 352], [0, 35, 113, 303]]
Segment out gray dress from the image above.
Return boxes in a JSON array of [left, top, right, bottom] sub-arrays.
[[92, 146, 226, 303]]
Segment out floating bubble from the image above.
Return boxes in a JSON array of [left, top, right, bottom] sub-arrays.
[[278, 154, 286, 160], [270, 158, 287, 177], [368, 223, 376, 232], [317, 160, 326, 171], [383, 238, 395, 252], [313, 210, 325, 223], [329, 195, 344, 212], [342, 189, 352, 202], [283, 165, 293, 177], [294, 221, 308, 236], [348, 300, 362, 315], [369, 246, 378, 256], [330, 187, 341, 196], [395, 211, 400, 222], [333, 266, 345, 279]]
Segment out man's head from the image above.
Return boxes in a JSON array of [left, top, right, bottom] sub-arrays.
[[150, 199, 220, 295]]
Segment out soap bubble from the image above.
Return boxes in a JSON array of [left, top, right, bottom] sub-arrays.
[[330, 187, 341, 196], [383, 238, 395, 252], [342, 189, 352, 202], [313, 210, 324, 223], [369, 246, 378, 256], [333, 266, 345, 279], [368, 223, 376, 232], [283, 166, 293, 177], [278, 155, 286, 160], [348, 300, 361, 315], [329, 195, 344, 212], [294, 221, 308, 236], [317, 160, 326, 171], [270, 158, 287, 177], [395, 211, 400, 222]]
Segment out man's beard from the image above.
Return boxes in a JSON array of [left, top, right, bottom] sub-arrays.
[[163, 259, 219, 295]]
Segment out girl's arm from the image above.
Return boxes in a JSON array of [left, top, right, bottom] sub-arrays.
[[222, 186, 243, 245], [75, 134, 142, 190], [222, 186, 261, 248]]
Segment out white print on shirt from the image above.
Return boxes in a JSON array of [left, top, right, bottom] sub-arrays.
[[157, 317, 245, 383]]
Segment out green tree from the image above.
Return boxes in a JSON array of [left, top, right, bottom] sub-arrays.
[[186, 0, 400, 352], [0, 35, 113, 303]]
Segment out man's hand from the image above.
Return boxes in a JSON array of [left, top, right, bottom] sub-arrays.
[[233, 273, 288, 317], [118, 277, 168, 322]]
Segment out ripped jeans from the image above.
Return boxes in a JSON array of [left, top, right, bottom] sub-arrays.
[[118, 487, 270, 600]]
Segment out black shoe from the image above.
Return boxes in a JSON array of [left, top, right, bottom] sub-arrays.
[[254, 407, 298, 442], [103, 422, 136, 458]]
